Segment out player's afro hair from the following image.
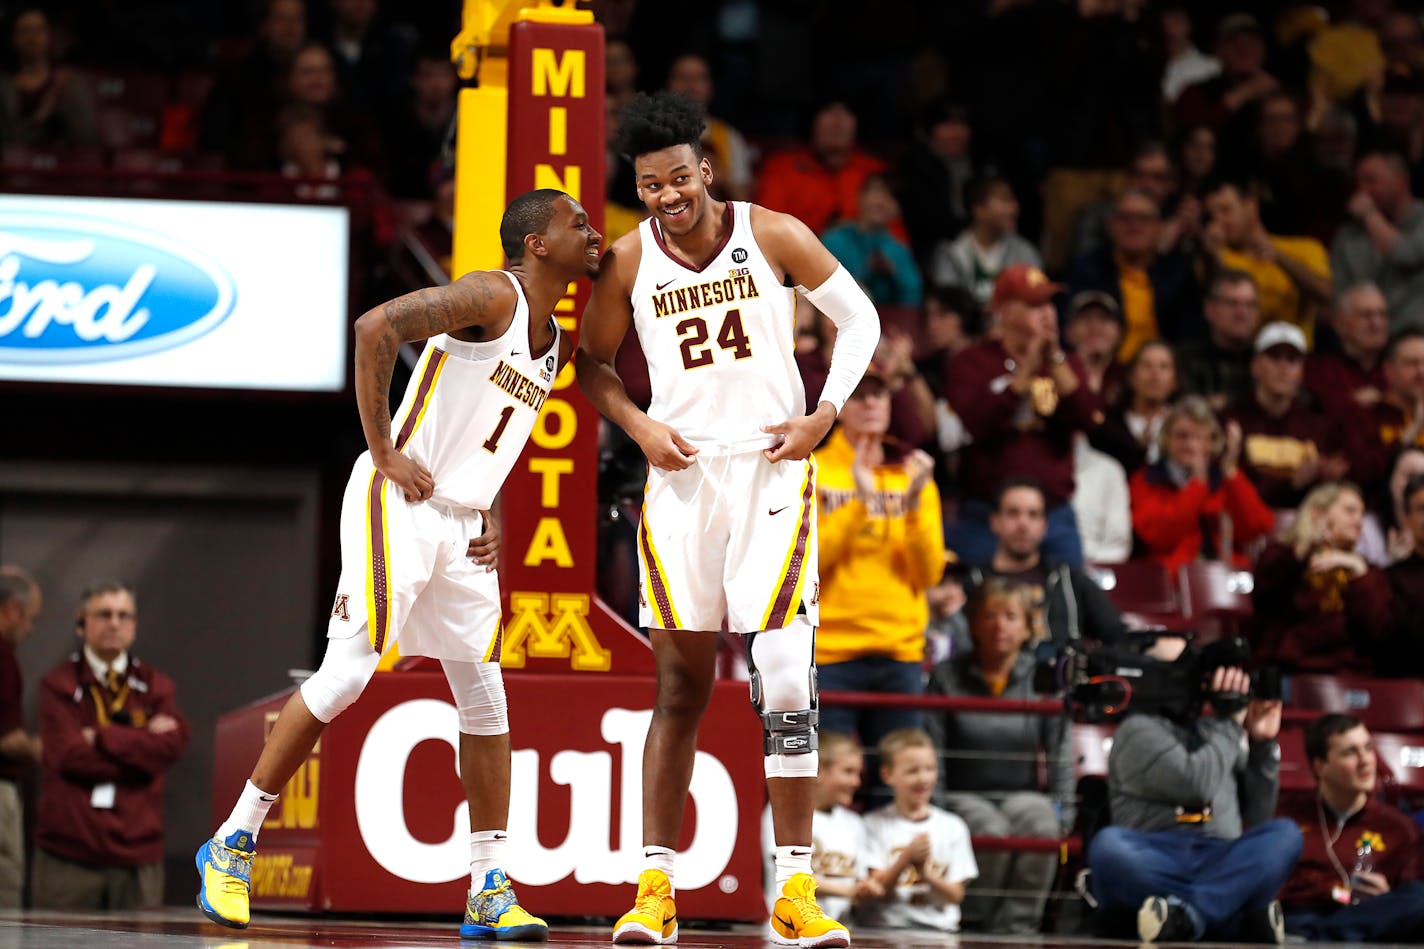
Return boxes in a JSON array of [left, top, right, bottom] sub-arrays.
[[500, 188, 567, 259], [614, 91, 705, 161]]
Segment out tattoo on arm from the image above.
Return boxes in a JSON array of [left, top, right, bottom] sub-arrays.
[[381, 275, 499, 341], [369, 331, 398, 442]]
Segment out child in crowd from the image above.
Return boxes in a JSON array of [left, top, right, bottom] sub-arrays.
[[861, 729, 978, 932], [808, 731, 881, 920]]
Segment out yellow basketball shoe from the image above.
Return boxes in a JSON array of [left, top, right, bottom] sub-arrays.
[[769, 873, 851, 948], [611, 869, 678, 945], [195, 830, 255, 929]]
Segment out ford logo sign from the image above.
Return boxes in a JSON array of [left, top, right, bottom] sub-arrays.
[[0, 212, 236, 364]]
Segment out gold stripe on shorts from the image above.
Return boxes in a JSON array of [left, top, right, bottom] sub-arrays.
[[366, 469, 394, 653], [638, 499, 682, 629], [760, 458, 815, 630]]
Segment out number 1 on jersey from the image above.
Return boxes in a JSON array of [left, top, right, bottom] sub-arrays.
[[483, 405, 514, 453], [677, 308, 753, 370]]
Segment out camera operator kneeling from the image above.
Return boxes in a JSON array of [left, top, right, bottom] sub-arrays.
[[1086, 635, 1302, 944]]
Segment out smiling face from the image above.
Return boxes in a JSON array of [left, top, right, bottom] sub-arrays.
[[634, 144, 714, 238], [538, 196, 603, 278], [1321, 488, 1366, 549], [816, 748, 864, 810], [881, 744, 938, 812]]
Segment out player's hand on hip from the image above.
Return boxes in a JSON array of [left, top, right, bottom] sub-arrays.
[[762, 402, 836, 463], [636, 420, 699, 471], [373, 447, 435, 502], [468, 510, 500, 572]]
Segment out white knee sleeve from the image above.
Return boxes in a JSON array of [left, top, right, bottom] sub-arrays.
[[299, 634, 380, 724], [441, 659, 509, 736], [750, 617, 819, 780]]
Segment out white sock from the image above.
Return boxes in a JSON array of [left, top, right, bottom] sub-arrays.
[[644, 846, 676, 894], [775, 844, 813, 887], [216, 781, 279, 846], [470, 829, 508, 889]]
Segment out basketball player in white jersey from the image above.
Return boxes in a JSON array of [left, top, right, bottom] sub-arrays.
[[576, 92, 880, 948], [196, 189, 601, 941]]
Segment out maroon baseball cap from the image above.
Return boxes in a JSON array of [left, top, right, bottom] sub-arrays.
[[991, 264, 1063, 307]]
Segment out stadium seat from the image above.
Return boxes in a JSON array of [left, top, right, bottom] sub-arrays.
[[1177, 560, 1253, 644], [1088, 559, 1181, 625], [1289, 675, 1424, 732], [1370, 732, 1424, 801], [1276, 727, 1316, 793]]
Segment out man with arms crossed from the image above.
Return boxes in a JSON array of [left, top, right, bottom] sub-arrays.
[[577, 91, 879, 947], [197, 189, 602, 941]]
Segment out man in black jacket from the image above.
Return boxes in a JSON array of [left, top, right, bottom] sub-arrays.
[[959, 477, 1126, 650]]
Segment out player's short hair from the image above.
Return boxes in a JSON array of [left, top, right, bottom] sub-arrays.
[[0, 567, 36, 608], [818, 731, 862, 769], [877, 728, 935, 771], [615, 91, 705, 161], [500, 188, 569, 260], [1305, 712, 1364, 763]]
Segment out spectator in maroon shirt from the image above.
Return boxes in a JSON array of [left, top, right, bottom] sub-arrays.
[[1385, 472, 1424, 675], [1278, 714, 1424, 942], [32, 582, 189, 910], [1249, 482, 1393, 673], [0, 567, 41, 910], [1306, 282, 1390, 432], [1063, 291, 1127, 405], [1226, 322, 1349, 510], [945, 264, 1102, 568], [1348, 327, 1424, 507]]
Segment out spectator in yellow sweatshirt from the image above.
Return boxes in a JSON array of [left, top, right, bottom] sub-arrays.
[[815, 370, 948, 775]]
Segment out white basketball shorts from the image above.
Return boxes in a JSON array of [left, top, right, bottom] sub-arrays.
[[637, 451, 819, 633], [325, 454, 503, 662]]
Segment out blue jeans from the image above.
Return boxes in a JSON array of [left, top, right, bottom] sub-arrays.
[[948, 499, 1084, 568], [1285, 880, 1424, 942], [818, 656, 925, 808], [1088, 819, 1304, 937], [818, 656, 925, 742]]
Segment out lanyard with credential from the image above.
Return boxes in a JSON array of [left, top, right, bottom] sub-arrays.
[[88, 675, 132, 729], [1316, 795, 1355, 903]]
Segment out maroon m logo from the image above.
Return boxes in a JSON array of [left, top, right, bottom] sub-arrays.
[[331, 594, 351, 621]]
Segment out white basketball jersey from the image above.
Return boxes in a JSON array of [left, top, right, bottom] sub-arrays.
[[631, 201, 804, 452], [388, 271, 558, 511]]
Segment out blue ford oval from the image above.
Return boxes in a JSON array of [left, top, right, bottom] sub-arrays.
[[0, 212, 237, 364]]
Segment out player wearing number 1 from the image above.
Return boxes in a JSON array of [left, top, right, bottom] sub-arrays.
[[195, 189, 601, 940], [576, 92, 880, 947]]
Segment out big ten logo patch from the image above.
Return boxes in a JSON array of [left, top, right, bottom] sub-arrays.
[[263, 711, 319, 830], [502, 591, 611, 671]]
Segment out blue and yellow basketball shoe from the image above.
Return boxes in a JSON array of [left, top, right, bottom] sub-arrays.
[[459, 868, 549, 941], [196, 830, 256, 929]]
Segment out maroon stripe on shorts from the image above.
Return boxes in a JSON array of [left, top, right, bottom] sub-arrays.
[[766, 466, 815, 629], [369, 471, 390, 654], [638, 513, 676, 629], [393, 348, 446, 451]]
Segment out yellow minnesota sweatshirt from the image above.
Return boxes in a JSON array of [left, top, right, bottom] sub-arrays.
[[814, 428, 948, 665]]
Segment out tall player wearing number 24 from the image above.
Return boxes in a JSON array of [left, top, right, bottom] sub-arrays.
[[195, 189, 602, 941], [576, 92, 880, 947]]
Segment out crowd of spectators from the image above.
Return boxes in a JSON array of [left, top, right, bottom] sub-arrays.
[[12, 0, 1424, 939]]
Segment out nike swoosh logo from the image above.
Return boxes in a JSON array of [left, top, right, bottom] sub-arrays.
[[510, 351, 522, 356], [774, 913, 795, 930], [656, 279, 677, 291], [493, 833, 507, 840], [769, 506, 788, 516], [790, 849, 811, 857], [665, 913, 677, 925]]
